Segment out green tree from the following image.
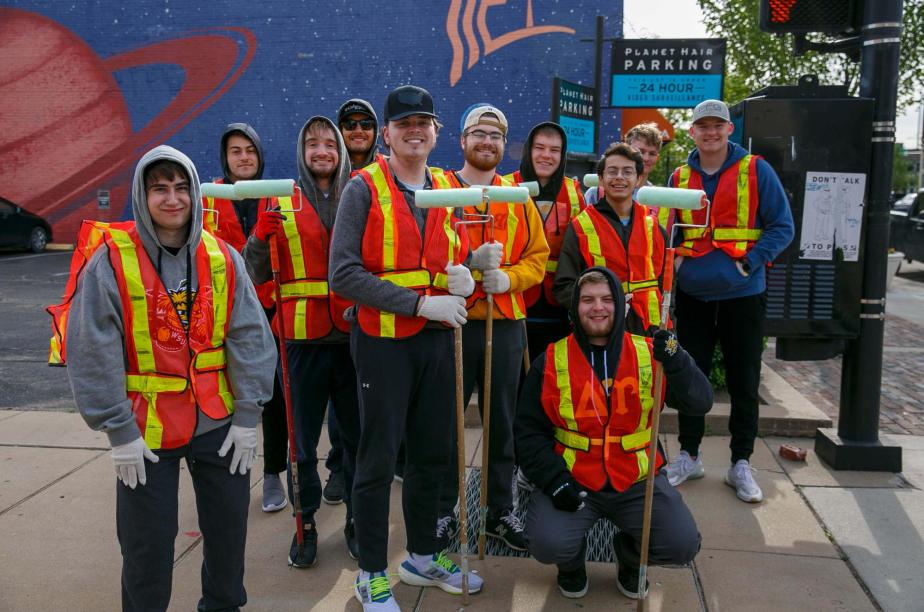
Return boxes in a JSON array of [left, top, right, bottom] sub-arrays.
[[893, 143, 916, 194], [697, 0, 924, 111]]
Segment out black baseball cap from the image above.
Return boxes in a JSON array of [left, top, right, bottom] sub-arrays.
[[383, 85, 438, 122], [337, 99, 375, 123]]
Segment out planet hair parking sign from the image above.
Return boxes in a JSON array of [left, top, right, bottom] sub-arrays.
[[552, 78, 597, 155], [610, 39, 726, 108], [1, 1, 624, 244]]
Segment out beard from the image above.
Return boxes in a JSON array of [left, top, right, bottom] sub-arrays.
[[464, 144, 502, 172]]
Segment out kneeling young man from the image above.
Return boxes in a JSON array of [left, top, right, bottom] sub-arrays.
[[515, 267, 710, 599]]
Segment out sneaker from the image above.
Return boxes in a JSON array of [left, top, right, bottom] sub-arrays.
[[261, 473, 287, 513], [288, 524, 318, 568], [344, 519, 359, 560], [322, 470, 345, 505], [435, 515, 459, 551], [664, 450, 705, 487], [354, 571, 400, 611], [613, 531, 648, 599], [616, 564, 650, 599], [515, 468, 535, 493], [725, 460, 764, 503], [398, 551, 484, 594], [557, 563, 588, 598], [398, 552, 484, 595], [486, 509, 528, 551]]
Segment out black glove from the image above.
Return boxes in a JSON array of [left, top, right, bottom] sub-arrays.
[[549, 479, 585, 512], [653, 329, 680, 367]]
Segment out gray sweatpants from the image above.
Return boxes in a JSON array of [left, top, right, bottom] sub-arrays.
[[526, 473, 701, 571]]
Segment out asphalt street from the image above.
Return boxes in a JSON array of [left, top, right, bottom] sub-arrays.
[[0, 250, 74, 410]]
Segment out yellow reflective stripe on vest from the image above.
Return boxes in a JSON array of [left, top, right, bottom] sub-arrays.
[[125, 374, 188, 393], [626, 279, 659, 291], [657, 207, 670, 228], [574, 212, 606, 266], [620, 427, 652, 452], [201, 231, 229, 347], [194, 348, 226, 370], [432, 273, 449, 290], [554, 427, 590, 452], [713, 228, 763, 240], [565, 178, 581, 216], [430, 167, 453, 189], [377, 269, 430, 288], [108, 229, 156, 373], [553, 339, 579, 470], [204, 197, 218, 232], [643, 215, 655, 278], [367, 165, 396, 271], [737, 156, 752, 230], [278, 196, 308, 282], [630, 335, 655, 479], [280, 280, 329, 297]]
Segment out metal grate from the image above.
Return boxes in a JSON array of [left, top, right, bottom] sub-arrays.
[[765, 262, 836, 321], [444, 468, 621, 563]]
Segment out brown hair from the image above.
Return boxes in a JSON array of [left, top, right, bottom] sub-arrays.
[[304, 118, 337, 141], [595, 142, 644, 177], [577, 269, 609, 291], [143, 160, 188, 187], [624, 122, 662, 150]]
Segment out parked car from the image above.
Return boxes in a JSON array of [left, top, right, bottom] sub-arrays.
[[890, 190, 924, 264], [892, 191, 918, 213], [0, 197, 52, 253]]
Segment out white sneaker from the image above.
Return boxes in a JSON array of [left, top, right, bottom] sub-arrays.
[[725, 460, 764, 503], [354, 571, 400, 611], [398, 551, 483, 595], [664, 451, 705, 487]]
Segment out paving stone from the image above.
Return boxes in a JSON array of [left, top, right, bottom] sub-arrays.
[[661, 434, 783, 473], [0, 410, 107, 449], [0, 445, 102, 513], [803, 487, 924, 612], [766, 437, 905, 489], [696, 549, 875, 611]]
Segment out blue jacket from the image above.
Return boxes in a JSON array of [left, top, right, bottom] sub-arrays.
[[668, 142, 794, 301]]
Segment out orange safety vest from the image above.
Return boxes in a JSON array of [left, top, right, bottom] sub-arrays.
[[202, 178, 276, 308], [443, 171, 531, 320], [571, 204, 666, 334], [671, 155, 763, 258], [355, 157, 466, 338], [274, 190, 352, 340], [504, 171, 584, 307], [47, 220, 136, 366], [540, 333, 665, 492]]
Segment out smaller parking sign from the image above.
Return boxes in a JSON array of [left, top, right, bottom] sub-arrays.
[[552, 78, 597, 154]]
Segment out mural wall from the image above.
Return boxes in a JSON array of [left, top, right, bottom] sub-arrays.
[[2, 1, 624, 243]]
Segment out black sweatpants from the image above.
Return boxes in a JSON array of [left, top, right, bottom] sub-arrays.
[[116, 423, 249, 612], [325, 406, 344, 474], [526, 473, 701, 571], [441, 318, 526, 515], [260, 307, 287, 476], [350, 326, 456, 572], [675, 289, 766, 463], [284, 342, 359, 525]]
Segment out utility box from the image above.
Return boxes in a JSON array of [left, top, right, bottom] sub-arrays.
[[730, 75, 874, 360]]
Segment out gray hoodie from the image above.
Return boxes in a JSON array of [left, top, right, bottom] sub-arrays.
[[66, 145, 277, 447], [244, 116, 351, 343]]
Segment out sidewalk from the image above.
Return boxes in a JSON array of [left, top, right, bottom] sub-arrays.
[[1, 407, 922, 611]]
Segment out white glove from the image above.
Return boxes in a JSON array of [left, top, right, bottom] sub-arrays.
[[111, 437, 159, 489], [470, 242, 503, 270], [416, 295, 468, 328], [482, 268, 511, 294], [446, 262, 475, 297], [218, 424, 258, 475]]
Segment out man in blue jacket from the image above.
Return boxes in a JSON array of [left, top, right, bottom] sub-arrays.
[[663, 99, 794, 503]]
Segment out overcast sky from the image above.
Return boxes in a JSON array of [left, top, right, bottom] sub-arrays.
[[623, 0, 920, 149]]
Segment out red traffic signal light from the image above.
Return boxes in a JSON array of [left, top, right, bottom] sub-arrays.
[[759, 0, 860, 33]]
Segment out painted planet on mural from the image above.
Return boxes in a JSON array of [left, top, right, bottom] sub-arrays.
[[0, 8, 255, 240]]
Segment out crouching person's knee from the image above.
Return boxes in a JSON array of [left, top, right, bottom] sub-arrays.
[[526, 492, 587, 566]]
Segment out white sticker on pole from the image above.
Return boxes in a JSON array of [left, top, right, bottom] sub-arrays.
[[799, 171, 865, 262]]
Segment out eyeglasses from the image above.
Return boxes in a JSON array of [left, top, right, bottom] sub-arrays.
[[465, 129, 505, 143], [341, 119, 375, 131], [602, 168, 637, 179]]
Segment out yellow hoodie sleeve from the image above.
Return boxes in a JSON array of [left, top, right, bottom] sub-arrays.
[[506, 198, 550, 294]]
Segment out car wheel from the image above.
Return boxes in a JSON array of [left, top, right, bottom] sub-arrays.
[[29, 227, 48, 253]]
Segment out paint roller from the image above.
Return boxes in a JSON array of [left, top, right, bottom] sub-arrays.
[[413, 185, 530, 207], [199, 183, 237, 199], [636, 185, 707, 211]]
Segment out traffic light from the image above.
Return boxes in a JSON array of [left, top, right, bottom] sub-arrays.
[[759, 0, 860, 34]]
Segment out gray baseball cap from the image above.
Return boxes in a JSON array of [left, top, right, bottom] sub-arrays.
[[692, 99, 730, 123]]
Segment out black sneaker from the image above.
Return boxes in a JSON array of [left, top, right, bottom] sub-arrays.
[[557, 563, 588, 598], [613, 531, 649, 599], [344, 519, 359, 561], [288, 524, 318, 568], [322, 471, 345, 505], [485, 509, 528, 551]]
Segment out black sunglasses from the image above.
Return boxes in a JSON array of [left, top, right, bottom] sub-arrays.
[[341, 119, 375, 131]]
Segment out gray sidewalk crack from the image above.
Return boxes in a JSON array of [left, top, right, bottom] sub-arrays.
[[0, 450, 106, 517]]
